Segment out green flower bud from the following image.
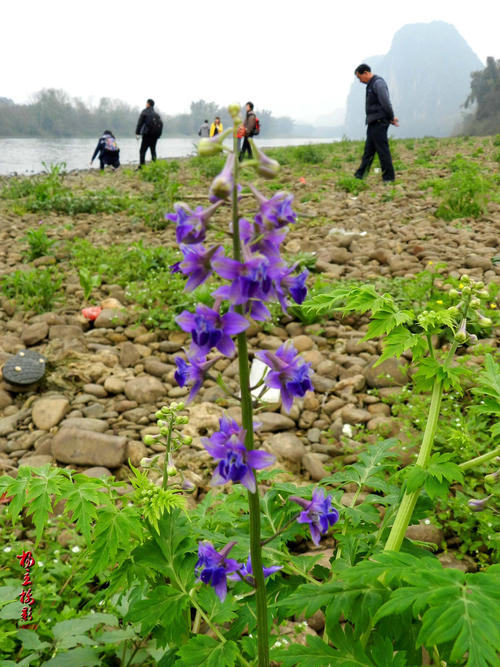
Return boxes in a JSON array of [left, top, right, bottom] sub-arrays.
[[478, 315, 493, 327], [183, 435, 193, 445], [475, 281, 484, 290], [470, 297, 481, 310], [484, 471, 499, 484], [167, 465, 178, 477], [198, 137, 224, 157], [454, 319, 468, 344], [176, 401, 185, 411], [448, 288, 459, 299], [143, 435, 157, 446], [461, 285, 472, 295], [447, 306, 460, 318], [160, 427, 170, 436], [228, 103, 241, 118], [478, 289, 489, 299], [460, 274, 470, 284]]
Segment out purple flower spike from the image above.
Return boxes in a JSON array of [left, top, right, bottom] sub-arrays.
[[290, 488, 339, 545], [176, 304, 248, 356], [202, 414, 275, 493], [209, 153, 236, 201], [255, 343, 313, 412], [229, 556, 282, 584], [195, 541, 241, 601], [174, 350, 218, 402]]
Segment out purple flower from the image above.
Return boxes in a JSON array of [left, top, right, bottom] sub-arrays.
[[275, 266, 309, 312], [202, 414, 275, 492], [212, 253, 284, 320], [250, 185, 298, 229], [176, 244, 224, 291], [229, 556, 282, 584], [209, 153, 235, 201], [166, 201, 222, 245], [176, 304, 248, 356], [195, 541, 240, 601], [255, 343, 313, 412], [174, 350, 218, 402], [290, 488, 339, 545]]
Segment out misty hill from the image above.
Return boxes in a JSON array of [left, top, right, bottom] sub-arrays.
[[344, 21, 483, 139]]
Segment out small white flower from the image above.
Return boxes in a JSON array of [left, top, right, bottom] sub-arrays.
[[342, 424, 353, 437], [38, 561, 44, 567], [71, 546, 80, 553], [424, 519, 431, 525], [3, 546, 12, 553]]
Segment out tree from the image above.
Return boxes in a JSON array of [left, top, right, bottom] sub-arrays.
[[463, 57, 500, 134]]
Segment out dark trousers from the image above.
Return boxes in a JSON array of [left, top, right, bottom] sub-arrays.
[[139, 135, 158, 165], [355, 120, 395, 181], [99, 150, 120, 170], [239, 137, 252, 161]]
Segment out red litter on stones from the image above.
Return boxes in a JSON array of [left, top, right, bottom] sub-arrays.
[[82, 307, 102, 321]]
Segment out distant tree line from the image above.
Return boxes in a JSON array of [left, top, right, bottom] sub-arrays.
[[0, 90, 314, 139], [462, 57, 500, 135]]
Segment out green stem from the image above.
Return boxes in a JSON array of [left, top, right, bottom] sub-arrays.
[[459, 445, 500, 471], [385, 341, 458, 552], [232, 132, 270, 667], [162, 415, 175, 490]]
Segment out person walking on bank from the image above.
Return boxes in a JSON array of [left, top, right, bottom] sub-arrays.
[[90, 130, 120, 171], [135, 99, 163, 168], [198, 119, 210, 137], [210, 116, 223, 137], [239, 102, 256, 161], [353, 64, 399, 182]]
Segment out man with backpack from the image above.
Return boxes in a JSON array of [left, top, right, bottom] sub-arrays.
[[135, 99, 163, 168], [239, 101, 259, 161]]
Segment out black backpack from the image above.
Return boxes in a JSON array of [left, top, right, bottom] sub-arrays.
[[146, 110, 163, 137]]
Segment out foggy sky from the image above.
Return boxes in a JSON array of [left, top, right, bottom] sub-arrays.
[[2, 0, 499, 124]]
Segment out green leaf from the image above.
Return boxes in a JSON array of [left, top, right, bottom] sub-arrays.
[[16, 629, 50, 652], [125, 584, 190, 641], [274, 581, 339, 617], [377, 326, 421, 365], [197, 585, 238, 625], [52, 613, 118, 649], [177, 636, 239, 667], [272, 631, 374, 666], [42, 646, 101, 666], [63, 476, 104, 544]]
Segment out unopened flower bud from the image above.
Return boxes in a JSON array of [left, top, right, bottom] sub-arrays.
[[468, 333, 478, 344], [478, 315, 493, 327], [484, 471, 499, 484], [250, 141, 280, 179], [167, 465, 178, 477], [460, 275, 470, 284], [170, 402, 178, 410], [228, 103, 241, 118], [176, 401, 185, 410], [447, 306, 460, 318], [475, 281, 484, 290], [182, 479, 196, 493], [198, 137, 223, 157], [454, 319, 467, 344], [477, 289, 489, 299], [140, 456, 154, 467], [448, 288, 459, 299], [143, 435, 158, 446], [183, 435, 193, 445], [462, 285, 472, 295], [468, 495, 492, 512], [470, 297, 480, 309], [210, 152, 235, 200]]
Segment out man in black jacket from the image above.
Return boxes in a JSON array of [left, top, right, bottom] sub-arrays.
[[135, 99, 163, 167], [353, 64, 399, 182]]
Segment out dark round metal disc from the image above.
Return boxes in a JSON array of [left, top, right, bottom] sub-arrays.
[[2, 349, 47, 386]]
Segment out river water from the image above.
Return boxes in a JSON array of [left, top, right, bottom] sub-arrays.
[[0, 137, 338, 176]]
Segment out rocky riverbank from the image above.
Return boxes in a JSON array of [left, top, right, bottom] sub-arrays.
[[0, 138, 499, 540]]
